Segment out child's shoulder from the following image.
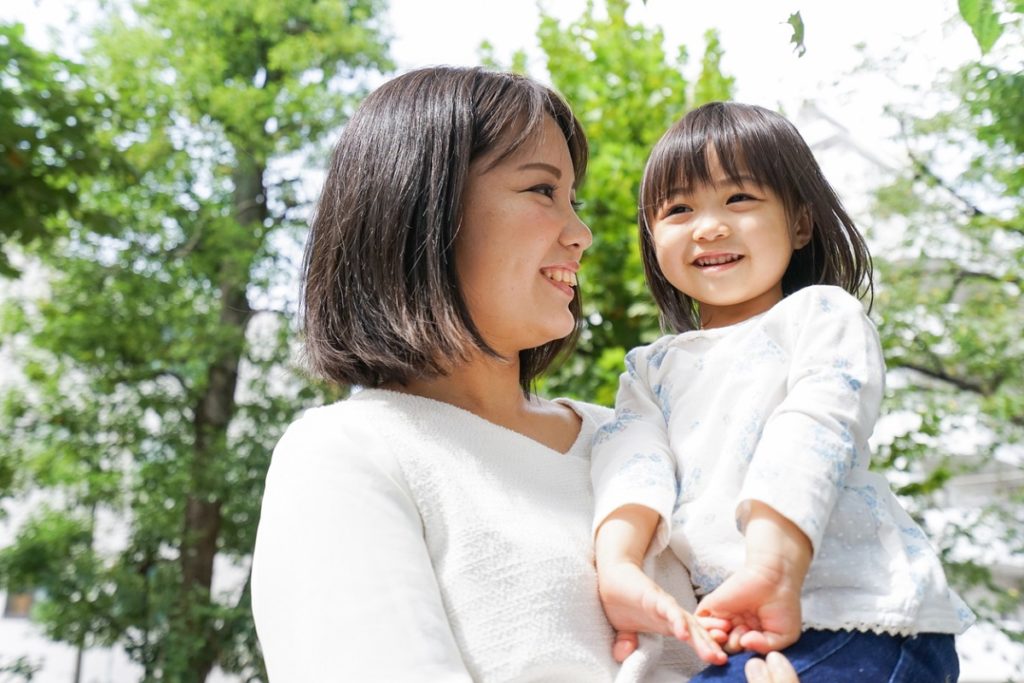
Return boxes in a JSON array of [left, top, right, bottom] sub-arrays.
[[624, 333, 678, 375], [776, 285, 868, 320]]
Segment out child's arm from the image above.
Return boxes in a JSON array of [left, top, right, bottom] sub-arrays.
[[700, 288, 884, 652], [695, 501, 812, 653], [595, 504, 728, 665]]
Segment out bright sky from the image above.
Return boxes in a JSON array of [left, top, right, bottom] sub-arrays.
[[386, 0, 977, 165], [4, 0, 978, 170]]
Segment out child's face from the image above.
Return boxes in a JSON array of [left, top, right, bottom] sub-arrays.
[[649, 149, 811, 329]]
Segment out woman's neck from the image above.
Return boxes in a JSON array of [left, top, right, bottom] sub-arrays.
[[388, 351, 582, 455], [390, 352, 534, 421]]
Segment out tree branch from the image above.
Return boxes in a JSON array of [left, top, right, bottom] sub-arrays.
[[893, 360, 1000, 396], [896, 116, 989, 219], [906, 149, 987, 218]]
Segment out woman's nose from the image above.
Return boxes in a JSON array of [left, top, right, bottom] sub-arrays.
[[563, 212, 593, 252]]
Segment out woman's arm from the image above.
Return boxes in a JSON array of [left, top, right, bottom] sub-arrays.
[[252, 413, 472, 682]]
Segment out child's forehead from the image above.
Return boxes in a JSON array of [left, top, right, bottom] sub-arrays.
[[665, 164, 762, 196]]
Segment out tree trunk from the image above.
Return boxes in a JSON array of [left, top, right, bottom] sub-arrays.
[[178, 158, 264, 682]]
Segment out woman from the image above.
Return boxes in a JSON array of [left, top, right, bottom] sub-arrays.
[[251, 66, 798, 683]]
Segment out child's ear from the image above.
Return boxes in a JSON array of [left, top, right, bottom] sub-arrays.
[[792, 208, 812, 249]]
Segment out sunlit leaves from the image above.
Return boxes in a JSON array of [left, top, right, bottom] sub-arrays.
[[786, 12, 807, 57], [0, 23, 115, 276], [1, 0, 389, 679], [872, 34, 1024, 658], [537, 0, 734, 400], [958, 0, 1005, 53]]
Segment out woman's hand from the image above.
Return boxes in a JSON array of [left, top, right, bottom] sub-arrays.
[[744, 652, 800, 683]]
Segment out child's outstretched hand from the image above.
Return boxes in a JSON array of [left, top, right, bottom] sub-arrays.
[[599, 558, 729, 665], [696, 500, 813, 654], [695, 561, 803, 654]]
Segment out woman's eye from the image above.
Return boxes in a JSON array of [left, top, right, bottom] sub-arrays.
[[530, 184, 556, 199], [571, 198, 584, 210]]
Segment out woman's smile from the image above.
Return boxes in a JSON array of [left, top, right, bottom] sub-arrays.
[[455, 115, 591, 353]]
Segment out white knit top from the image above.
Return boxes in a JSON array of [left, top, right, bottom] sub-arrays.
[[592, 285, 975, 637], [252, 389, 706, 682]]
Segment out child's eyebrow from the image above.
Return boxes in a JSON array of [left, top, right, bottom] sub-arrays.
[[663, 175, 761, 198]]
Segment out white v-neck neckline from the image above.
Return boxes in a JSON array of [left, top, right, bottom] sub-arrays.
[[351, 388, 592, 458]]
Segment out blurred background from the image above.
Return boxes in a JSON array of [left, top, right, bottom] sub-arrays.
[[1, 0, 1021, 680]]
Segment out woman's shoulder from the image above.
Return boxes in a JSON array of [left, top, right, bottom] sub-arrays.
[[270, 394, 406, 481], [557, 397, 614, 426], [281, 396, 383, 442]]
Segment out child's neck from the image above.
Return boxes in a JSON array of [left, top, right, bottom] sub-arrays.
[[697, 287, 784, 329]]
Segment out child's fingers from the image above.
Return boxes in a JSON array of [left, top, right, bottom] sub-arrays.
[[679, 612, 727, 665], [696, 614, 732, 632], [655, 594, 695, 643], [708, 627, 730, 644], [725, 624, 748, 654], [688, 625, 728, 665], [740, 629, 798, 655], [738, 629, 770, 654], [612, 631, 638, 663]]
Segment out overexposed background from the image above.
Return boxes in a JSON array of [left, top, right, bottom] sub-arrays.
[[3, 0, 1019, 681]]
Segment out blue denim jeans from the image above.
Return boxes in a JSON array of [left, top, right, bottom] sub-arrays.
[[690, 629, 959, 682]]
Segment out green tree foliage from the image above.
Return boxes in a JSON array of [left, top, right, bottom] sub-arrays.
[[872, 13, 1023, 660], [0, 1, 388, 680], [537, 0, 734, 405], [958, 0, 1024, 53], [0, 23, 114, 276]]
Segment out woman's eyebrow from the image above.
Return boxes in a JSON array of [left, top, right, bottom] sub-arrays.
[[517, 162, 562, 178]]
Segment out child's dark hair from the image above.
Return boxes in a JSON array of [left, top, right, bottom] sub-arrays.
[[639, 101, 873, 332], [301, 66, 588, 391]]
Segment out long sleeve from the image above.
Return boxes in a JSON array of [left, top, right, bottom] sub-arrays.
[[591, 343, 679, 553], [737, 287, 885, 554], [251, 413, 472, 682]]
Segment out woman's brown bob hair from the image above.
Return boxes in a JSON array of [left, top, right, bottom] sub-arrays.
[[639, 101, 873, 332], [301, 66, 589, 391]]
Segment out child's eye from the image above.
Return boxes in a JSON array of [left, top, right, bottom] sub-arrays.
[[662, 203, 692, 217], [727, 193, 756, 204]]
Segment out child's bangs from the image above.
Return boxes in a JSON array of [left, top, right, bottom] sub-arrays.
[[641, 110, 796, 223]]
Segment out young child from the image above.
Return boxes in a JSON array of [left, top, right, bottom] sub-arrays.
[[591, 102, 975, 681]]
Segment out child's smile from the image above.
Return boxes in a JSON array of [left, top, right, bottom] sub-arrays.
[[692, 252, 744, 270], [649, 149, 811, 329]]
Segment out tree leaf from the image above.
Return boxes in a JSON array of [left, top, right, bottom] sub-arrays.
[[958, 0, 1004, 53], [786, 11, 807, 57]]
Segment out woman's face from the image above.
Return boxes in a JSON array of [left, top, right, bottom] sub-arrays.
[[455, 115, 592, 357]]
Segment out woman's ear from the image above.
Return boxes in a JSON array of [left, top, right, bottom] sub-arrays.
[[792, 208, 812, 249]]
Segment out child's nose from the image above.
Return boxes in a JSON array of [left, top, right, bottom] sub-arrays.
[[692, 215, 730, 241]]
